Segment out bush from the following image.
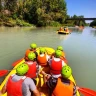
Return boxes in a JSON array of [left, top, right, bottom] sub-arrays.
[[16, 19, 33, 27], [62, 24, 74, 27], [49, 21, 61, 27], [12, 13, 18, 19], [0, 22, 3, 26]]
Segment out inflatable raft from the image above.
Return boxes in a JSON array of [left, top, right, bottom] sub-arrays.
[[0, 47, 80, 96], [57, 30, 70, 34]]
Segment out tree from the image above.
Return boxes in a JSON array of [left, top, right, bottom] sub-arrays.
[[27, 0, 67, 26], [90, 20, 96, 27], [72, 14, 78, 18], [0, 0, 2, 12], [5, 0, 18, 13]]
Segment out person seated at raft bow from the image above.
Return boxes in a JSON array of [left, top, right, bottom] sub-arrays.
[[57, 46, 65, 57], [37, 47, 50, 73], [57, 46, 68, 63], [59, 27, 64, 31], [1, 63, 42, 96], [41, 65, 77, 96], [25, 43, 38, 61], [48, 49, 66, 78]]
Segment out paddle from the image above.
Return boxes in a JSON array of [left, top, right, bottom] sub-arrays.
[[0, 58, 24, 76], [0, 58, 24, 77], [0, 70, 9, 77], [0, 68, 17, 77], [12, 47, 41, 67], [12, 58, 24, 67], [78, 87, 96, 96]]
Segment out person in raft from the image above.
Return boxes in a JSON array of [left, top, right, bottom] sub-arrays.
[[51, 46, 65, 58], [25, 43, 38, 61], [48, 49, 66, 78], [64, 27, 66, 31], [59, 27, 64, 31], [25, 52, 40, 84], [1, 63, 42, 96], [37, 47, 50, 73], [37, 47, 50, 66], [57, 46, 68, 63], [41, 65, 77, 96], [57, 46, 65, 57]]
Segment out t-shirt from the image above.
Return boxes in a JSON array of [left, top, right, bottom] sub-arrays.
[[46, 77, 77, 96], [6, 74, 36, 96]]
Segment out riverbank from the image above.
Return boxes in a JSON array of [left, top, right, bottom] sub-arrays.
[[0, 17, 86, 27], [0, 18, 35, 27], [0, 18, 88, 28]]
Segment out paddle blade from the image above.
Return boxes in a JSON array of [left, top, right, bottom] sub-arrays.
[[0, 70, 8, 77], [79, 87, 96, 96], [12, 58, 24, 67]]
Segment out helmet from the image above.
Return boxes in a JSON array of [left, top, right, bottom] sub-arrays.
[[30, 43, 37, 49], [28, 52, 36, 60], [16, 63, 29, 76], [40, 48, 46, 54], [55, 50, 62, 58], [57, 46, 63, 51], [61, 65, 72, 78]]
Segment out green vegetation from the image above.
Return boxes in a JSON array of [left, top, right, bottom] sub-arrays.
[[65, 15, 86, 26], [90, 20, 96, 28], [0, 0, 86, 27]]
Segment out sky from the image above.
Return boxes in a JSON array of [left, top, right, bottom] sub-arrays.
[[65, 0, 96, 23]]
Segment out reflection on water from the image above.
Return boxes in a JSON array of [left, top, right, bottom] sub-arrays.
[[90, 29, 96, 37], [69, 27, 83, 33], [59, 34, 71, 40]]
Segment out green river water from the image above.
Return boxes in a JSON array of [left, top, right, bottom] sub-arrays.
[[0, 26, 96, 90]]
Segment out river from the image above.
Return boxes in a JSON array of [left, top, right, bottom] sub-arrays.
[[0, 26, 96, 90]]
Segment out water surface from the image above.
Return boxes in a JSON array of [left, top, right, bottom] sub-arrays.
[[0, 26, 96, 90]]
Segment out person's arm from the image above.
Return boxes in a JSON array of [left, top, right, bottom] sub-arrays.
[[1, 85, 7, 94], [36, 62, 39, 73], [73, 84, 78, 96], [28, 78, 41, 96], [41, 71, 51, 83], [62, 60, 66, 67], [46, 54, 50, 61], [32, 88, 41, 96], [48, 59, 52, 66], [0, 90, 1, 95]]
